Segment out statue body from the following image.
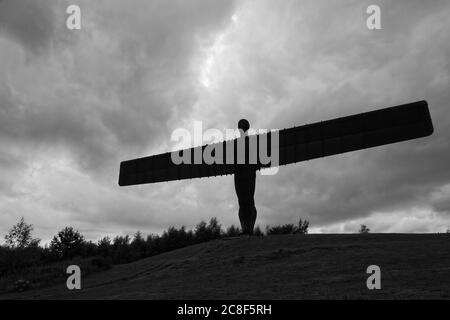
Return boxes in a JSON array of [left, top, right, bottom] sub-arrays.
[[234, 164, 257, 235], [234, 119, 257, 235]]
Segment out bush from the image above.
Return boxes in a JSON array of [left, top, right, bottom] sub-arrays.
[[266, 218, 310, 235], [0, 245, 46, 277], [0, 256, 111, 293], [90, 256, 112, 271], [267, 224, 297, 235], [14, 279, 31, 292]]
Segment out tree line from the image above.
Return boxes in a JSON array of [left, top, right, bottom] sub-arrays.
[[1, 217, 310, 283]]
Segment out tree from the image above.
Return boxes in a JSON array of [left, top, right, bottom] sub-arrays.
[[97, 236, 112, 257], [253, 225, 264, 236], [225, 225, 241, 237], [295, 218, 309, 234], [195, 218, 222, 242], [111, 234, 132, 264], [4, 217, 40, 248], [359, 224, 370, 234], [50, 227, 85, 259], [207, 217, 222, 239], [131, 231, 147, 259]]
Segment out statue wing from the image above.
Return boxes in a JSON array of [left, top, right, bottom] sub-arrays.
[[119, 100, 433, 186]]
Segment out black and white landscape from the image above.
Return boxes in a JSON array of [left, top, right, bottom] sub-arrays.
[[0, 0, 450, 300]]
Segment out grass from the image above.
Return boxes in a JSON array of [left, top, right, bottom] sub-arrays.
[[0, 256, 112, 293], [2, 233, 450, 299]]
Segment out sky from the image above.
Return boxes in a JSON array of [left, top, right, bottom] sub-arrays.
[[0, 0, 450, 243]]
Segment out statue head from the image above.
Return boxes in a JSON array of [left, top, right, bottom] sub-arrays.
[[238, 119, 250, 133]]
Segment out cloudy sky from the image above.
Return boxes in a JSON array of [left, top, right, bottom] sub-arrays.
[[1, 0, 449, 242]]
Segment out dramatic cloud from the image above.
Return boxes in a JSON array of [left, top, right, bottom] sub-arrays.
[[0, 0, 449, 242], [0, 0, 57, 54]]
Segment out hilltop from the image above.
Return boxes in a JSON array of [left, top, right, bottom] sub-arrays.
[[2, 234, 450, 299]]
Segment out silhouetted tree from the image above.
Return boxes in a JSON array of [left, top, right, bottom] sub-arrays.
[[81, 240, 98, 257], [295, 218, 309, 234], [359, 225, 370, 234], [195, 218, 222, 242], [194, 220, 208, 242], [146, 234, 161, 255], [50, 227, 85, 259], [97, 236, 112, 257], [253, 225, 264, 236], [160, 226, 195, 252], [225, 225, 241, 237], [207, 217, 222, 239], [4, 217, 40, 248], [111, 234, 132, 264], [224, 224, 241, 237], [131, 231, 147, 259]]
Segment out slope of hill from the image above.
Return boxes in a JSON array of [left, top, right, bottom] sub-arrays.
[[2, 234, 450, 299]]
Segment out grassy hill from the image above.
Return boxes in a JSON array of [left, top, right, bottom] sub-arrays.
[[2, 234, 450, 299]]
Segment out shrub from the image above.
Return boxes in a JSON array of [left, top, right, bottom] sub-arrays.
[[14, 279, 31, 292], [267, 224, 297, 235], [90, 256, 112, 271], [0, 245, 45, 276], [266, 218, 310, 235]]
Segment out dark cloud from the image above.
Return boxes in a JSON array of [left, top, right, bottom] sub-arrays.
[[0, 0, 237, 176], [0, 0, 57, 54]]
